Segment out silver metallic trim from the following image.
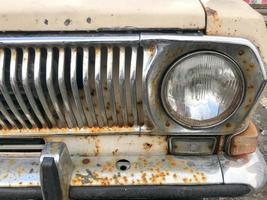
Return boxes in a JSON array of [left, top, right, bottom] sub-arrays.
[[219, 150, 267, 191], [46, 48, 66, 127], [82, 47, 97, 126], [58, 48, 76, 128], [0, 49, 28, 128], [140, 33, 267, 135], [0, 144, 44, 151], [0, 145, 265, 193], [10, 49, 37, 128], [0, 34, 264, 135], [140, 33, 267, 80], [130, 47, 138, 125], [21, 48, 47, 127], [34, 48, 56, 127], [107, 47, 117, 125], [70, 47, 87, 127], [119, 47, 128, 124], [0, 34, 140, 46], [95, 47, 108, 126]]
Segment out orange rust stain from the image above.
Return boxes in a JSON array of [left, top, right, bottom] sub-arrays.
[[225, 123, 232, 128], [143, 142, 153, 151], [248, 84, 254, 90], [165, 121, 171, 127], [206, 7, 218, 17], [112, 148, 119, 156], [0, 126, 137, 135], [101, 162, 114, 173], [94, 138, 100, 156]]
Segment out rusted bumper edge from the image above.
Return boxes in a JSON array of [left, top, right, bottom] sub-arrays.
[[0, 143, 266, 199]]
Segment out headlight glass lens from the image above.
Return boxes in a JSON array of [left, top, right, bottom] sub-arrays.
[[162, 51, 244, 128]]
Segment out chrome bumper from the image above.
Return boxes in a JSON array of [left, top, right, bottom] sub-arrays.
[[0, 142, 266, 199]]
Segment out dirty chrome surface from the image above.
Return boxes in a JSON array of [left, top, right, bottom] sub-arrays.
[[0, 33, 265, 137], [0, 142, 266, 193]]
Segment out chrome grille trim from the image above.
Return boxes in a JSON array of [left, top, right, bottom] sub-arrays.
[[22, 48, 47, 128], [34, 48, 56, 127], [119, 47, 128, 125], [0, 49, 27, 128], [46, 48, 66, 127], [10, 49, 37, 128], [0, 35, 145, 129], [82, 47, 97, 127]]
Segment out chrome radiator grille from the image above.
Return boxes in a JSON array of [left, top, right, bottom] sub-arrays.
[[0, 45, 144, 129]]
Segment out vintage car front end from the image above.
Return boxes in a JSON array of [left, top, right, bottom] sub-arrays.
[[0, 0, 266, 199]]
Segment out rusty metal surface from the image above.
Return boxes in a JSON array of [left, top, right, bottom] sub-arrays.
[[0, 154, 40, 187], [0, 126, 140, 137], [71, 155, 222, 186], [0, 153, 222, 187], [0, 34, 265, 136], [0, 143, 265, 192], [44, 135, 168, 157], [201, 0, 267, 67], [141, 34, 266, 135]]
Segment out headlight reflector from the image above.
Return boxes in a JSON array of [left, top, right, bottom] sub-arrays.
[[161, 51, 244, 128]]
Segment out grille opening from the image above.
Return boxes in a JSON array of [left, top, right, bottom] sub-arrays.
[[0, 138, 45, 152], [0, 45, 146, 130]]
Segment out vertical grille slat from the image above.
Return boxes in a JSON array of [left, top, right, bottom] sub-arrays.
[[118, 47, 128, 125], [94, 47, 108, 127], [0, 49, 28, 128], [21, 48, 47, 127], [58, 48, 77, 128], [107, 47, 117, 125], [10, 48, 37, 128], [0, 116, 8, 129], [0, 101, 16, 128], [82, 47, 97, 127], [46, 48, 66, 127], [70, 47, 87, 127], [130, 47, 138, 125], [0, 41, 149, 130], [34, 48, 56, 127]]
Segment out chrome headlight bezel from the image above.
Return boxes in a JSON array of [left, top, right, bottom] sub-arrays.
[[141, 34, 267, 135], [160, 50, 245, 129]]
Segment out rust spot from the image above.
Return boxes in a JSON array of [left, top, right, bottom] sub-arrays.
[[64, 19, 71, 26], [82, 158, 90, 165], [137, 101, 142, 106], [248, 84, 254, 90], [245, 104, 250, 110], [143, 142, 153, 150], [249, 64, 254, 68], [91, 90, 95, 96], [225, 123, 231, 128], [206, 7, 218, 17], [165, 121, 171, 127], [238, 50, 244, 56], [112, 148, 119, 156], [44, 19, 48, 25], [86, 17, 92, 24]]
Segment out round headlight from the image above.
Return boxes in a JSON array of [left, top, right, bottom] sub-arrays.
[[161, 51, 244, 128]]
